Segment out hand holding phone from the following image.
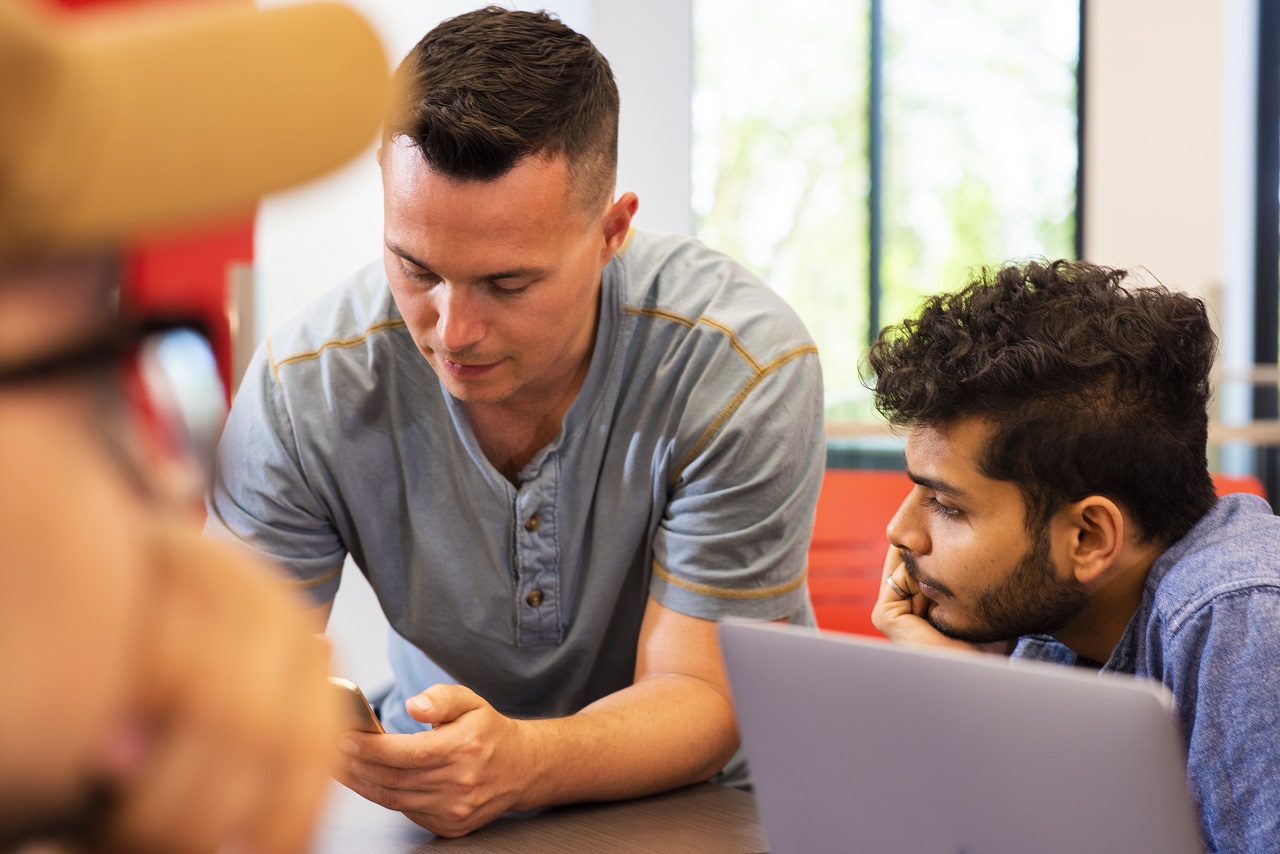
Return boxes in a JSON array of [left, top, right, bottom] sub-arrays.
[[328, 676, 385, 734]]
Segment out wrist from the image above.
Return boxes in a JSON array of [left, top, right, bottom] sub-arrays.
[[508, 717, 559, 811]]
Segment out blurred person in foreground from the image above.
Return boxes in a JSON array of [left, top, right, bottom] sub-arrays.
[[0, 0, 386, 850], [868, 259, 1280, 853], [208, 6, 825, 838]]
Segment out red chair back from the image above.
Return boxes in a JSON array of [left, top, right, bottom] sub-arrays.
[[1211, 472, 1267, 499], [807, 469, 913, 636]]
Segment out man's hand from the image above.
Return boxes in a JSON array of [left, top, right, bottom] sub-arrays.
[[871, 545, 987, 653], [333, 598, 740, 838], [335, 684, 537, 838]]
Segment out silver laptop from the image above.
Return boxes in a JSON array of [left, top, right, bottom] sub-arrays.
[[719, 620, 1203, 854]]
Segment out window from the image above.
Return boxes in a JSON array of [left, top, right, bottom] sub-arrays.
[[693, 0, 1081, 427]]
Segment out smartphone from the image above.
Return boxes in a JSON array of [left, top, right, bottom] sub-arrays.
[[328, 676, 385, 734]]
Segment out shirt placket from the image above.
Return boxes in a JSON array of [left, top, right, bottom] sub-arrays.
[[513, 461, 562, 645]]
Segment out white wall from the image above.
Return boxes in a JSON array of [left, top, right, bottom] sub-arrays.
[[1082, 0, 1258, 467], [1083, 1, 1228, 296]]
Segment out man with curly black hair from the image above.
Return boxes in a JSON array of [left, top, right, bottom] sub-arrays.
[[867, 259, 1280, 853]]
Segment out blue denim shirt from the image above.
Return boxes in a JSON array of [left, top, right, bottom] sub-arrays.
[[1014, 494, 1280, 853]]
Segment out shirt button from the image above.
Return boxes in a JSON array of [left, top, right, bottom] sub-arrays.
[[524, 515, 541, 532], [525, 589, 544, 607]]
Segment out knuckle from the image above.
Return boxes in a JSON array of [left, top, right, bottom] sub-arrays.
[[377, 787, 411, 812], [443, 802, 476, 828], [455, 767, 483, 790], [433, 822, 471, 839], [380, 764, 416, 789]]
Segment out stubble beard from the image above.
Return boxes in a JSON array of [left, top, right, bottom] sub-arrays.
[[918, 526, 1090, 645]]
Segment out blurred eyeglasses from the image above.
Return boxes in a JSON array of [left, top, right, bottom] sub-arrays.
[[0, 317, 228, 488]]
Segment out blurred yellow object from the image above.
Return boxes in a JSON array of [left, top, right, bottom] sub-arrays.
[[0, 0, 388, 262]]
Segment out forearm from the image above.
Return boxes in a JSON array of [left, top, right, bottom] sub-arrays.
[[511, 672, 739, 810]]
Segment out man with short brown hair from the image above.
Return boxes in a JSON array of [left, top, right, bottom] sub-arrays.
[[211, 6, 826, 837]]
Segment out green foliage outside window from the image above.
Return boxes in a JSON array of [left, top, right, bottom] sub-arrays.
[[694, 0, 1078, 426]]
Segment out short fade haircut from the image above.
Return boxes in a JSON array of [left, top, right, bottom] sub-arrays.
[[864, 259, 1218, 547], [386, 6, 619, 214]]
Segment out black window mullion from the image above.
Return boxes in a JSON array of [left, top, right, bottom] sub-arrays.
[[867, 0, 883, 347], [1254, 0, 1280, 508], [1075, 0, 1087, 261]]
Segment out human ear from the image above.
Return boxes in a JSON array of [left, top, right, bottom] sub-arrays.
[[599, 192, 639, 263], [1057, 496, 1124, 587]]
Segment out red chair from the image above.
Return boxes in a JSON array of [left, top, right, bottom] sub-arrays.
[[1211, 472, 1267, 499], [807, 469, 913, 636]]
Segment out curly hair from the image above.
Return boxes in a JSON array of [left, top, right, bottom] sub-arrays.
[[387, 7, 619, 213], [864, 259, 1218, 546]]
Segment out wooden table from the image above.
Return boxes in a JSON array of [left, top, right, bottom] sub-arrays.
[[311, 781, 767, 853]]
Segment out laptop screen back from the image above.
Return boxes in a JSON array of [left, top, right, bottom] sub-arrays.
[[719, 620, 1203, 854]]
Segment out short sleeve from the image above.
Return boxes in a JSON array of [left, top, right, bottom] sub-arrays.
[[649, 345, 824, 621], [205, 341, 347, 604]]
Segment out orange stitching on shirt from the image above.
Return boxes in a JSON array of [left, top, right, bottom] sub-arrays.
[[290, 564, 344, 590], [652, 559, 808, 600], [274, 319, 409, 370], [622, 306, 761, 372], [669, 344, 818, 487], [616, 226, 636, 257], [266, 335, 282, 387]]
